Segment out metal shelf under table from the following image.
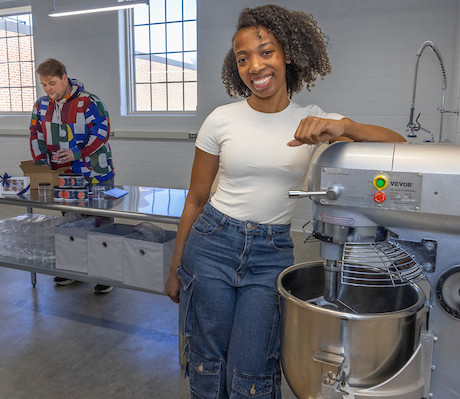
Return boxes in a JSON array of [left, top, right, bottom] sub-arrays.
[[0, 184, 187, 291]]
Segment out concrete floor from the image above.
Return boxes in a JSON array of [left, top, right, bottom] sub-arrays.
[[0, 205, 321, 399]]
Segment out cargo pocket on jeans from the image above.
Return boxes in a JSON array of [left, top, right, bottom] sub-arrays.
[[188, 349, 222, 399], [231, 370, 273, 398], [178, 265, 195, 338], [267, 300, 281, 361]]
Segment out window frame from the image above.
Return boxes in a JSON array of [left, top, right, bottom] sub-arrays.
[[125, 0, 197, 115], [0, 6, 36, 115]]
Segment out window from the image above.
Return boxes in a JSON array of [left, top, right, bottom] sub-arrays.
[[129, 0, 197, 112], [0, 11, 36, 113]]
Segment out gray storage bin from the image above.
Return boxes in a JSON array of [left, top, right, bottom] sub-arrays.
[[122, 230, 176, 292], [87, 223, 135, 282], [55, 217, 98, 273]]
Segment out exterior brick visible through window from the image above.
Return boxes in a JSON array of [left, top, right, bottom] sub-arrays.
[[0, 12, 36, 113]]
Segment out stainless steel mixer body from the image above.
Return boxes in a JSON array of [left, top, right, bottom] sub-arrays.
[[279, 142, 460, 399]]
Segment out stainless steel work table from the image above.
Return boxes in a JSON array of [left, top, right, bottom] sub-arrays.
[[0, 185, 187, 293]]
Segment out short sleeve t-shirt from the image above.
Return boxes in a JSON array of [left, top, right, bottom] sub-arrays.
[[196, 100, 344, 224]]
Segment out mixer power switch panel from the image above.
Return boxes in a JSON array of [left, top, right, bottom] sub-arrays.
[[373, 174, 389, 190], [373, 191, 386, 203], [319, 168, 422, 211]]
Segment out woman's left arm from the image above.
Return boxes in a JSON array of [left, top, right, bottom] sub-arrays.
[[288, 116, 406, 146]]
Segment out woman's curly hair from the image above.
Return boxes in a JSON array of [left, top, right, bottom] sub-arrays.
[[221, 4, 331, 98]]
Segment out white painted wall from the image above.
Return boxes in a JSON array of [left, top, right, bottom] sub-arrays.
[[1, 0, 459, 230]]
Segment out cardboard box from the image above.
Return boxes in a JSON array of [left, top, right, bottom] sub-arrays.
[[20, 160, 68, 190]]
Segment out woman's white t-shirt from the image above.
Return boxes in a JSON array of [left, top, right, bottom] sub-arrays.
[[196, 100, 344, 224]]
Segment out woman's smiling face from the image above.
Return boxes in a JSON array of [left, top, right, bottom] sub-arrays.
[[233, 26, 289, 112]]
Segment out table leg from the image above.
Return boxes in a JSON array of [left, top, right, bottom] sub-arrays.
[[31, 272, 36, 287]]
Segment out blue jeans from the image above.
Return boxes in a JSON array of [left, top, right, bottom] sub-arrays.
[[178, 203, 294, 399]]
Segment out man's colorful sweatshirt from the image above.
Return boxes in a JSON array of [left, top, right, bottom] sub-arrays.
[[30, 78, 115, 184]]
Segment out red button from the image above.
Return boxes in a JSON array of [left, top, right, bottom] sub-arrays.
[[374, 191, 386, 203]]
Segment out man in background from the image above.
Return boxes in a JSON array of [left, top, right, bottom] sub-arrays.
[[30, 58, 115, 294]]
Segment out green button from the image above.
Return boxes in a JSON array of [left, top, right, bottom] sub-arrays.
[[376, 179, 385, 187]]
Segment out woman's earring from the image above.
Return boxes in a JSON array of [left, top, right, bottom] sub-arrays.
[[286, 59, 291, 64]]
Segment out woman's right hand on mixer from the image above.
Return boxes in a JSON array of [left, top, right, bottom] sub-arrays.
[[288, 116, 347, 146], [288, 116, 406, 146]]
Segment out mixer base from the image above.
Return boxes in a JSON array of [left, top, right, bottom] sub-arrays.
[[317, 332, 434, 399]]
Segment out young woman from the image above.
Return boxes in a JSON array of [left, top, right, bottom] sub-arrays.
[[166, 5, 405, 398]]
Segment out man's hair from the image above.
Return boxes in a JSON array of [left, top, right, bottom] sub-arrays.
[[35, 58, 67, 78], [222, 4, 331, 98]]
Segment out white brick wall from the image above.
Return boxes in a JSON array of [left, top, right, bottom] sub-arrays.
[[0, 136, 31, 176], [110, 139, 195, 189]]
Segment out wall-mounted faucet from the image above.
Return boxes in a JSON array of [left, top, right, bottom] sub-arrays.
[[406, 40, 459, 143], [410, 113, 434, 142]]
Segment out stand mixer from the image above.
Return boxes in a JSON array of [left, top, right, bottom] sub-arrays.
[[277, 142, 460, 399]]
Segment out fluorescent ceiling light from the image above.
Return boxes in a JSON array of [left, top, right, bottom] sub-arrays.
[[49, 0, 148, 17]]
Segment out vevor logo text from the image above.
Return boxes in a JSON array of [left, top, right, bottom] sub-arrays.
[[390, 181, 413, 187]]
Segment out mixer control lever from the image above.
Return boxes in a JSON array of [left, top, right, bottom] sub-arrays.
[[289, 190, 327, 198], [289, 186, 341, 200]]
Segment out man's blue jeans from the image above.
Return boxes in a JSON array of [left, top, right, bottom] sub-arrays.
[[178, 203, 294, 398]]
